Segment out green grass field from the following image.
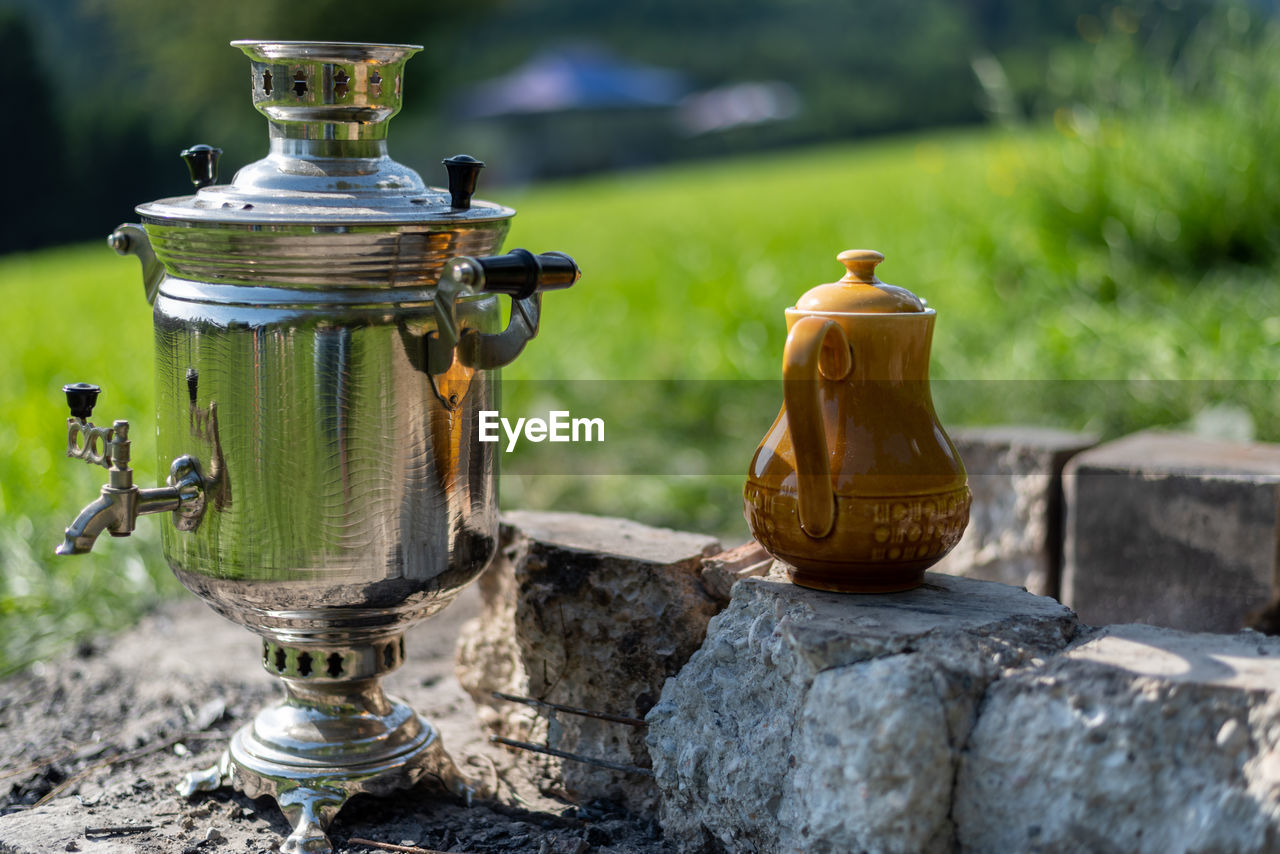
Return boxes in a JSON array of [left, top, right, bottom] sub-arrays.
[[2, 121, 1277, 674]]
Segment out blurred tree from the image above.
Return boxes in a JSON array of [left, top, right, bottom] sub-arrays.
[[0, 8, 63, 252], [2, 0, 497, 252], [1, 0, 1226, 252]]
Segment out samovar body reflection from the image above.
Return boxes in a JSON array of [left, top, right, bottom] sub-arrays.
[[56, 40, 578, 853]]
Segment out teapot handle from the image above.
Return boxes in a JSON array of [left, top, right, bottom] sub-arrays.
[[782, 317, 852, 539]]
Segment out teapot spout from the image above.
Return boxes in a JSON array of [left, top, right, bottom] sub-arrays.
[[108, 224, 163, 305]]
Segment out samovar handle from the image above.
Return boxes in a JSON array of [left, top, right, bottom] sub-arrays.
[[108, 224, 164, 305], [110, 145, 222, 305], [782, 317, 852, 539], [428, 249, 581, 373]]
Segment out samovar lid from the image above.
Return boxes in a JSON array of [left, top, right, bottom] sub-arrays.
[[137, 40, 513, 226]]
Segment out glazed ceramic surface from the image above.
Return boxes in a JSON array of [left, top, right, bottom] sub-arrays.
[[744, 250, 970, 592]]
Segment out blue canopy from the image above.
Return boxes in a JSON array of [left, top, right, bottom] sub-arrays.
[[457, 46, 689, 118]]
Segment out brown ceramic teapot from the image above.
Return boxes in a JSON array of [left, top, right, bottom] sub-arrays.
[[744, 249, 970, 592]]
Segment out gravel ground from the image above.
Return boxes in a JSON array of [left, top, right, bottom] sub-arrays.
[[0, 589, 671, 854]]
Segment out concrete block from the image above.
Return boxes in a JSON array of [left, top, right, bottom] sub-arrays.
[[1063, 431, 1280, 632], [955, 623, 1280, 853], [936, 426, 1097, 596]]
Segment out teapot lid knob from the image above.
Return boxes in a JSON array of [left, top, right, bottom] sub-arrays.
[[837, 249, 885, 283]]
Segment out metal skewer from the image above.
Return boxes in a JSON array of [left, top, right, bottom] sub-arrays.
[[491, 691, 648, 728], [488, 735, 654, 778]]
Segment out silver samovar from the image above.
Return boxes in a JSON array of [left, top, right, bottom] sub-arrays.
[[56, 40, 579, 853]]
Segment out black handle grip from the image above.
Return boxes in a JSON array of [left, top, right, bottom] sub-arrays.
[[474, 249, 580, 300], [443, 154, 485, 210], [63, 383, 101, 420], [181, 144, 222, 190]]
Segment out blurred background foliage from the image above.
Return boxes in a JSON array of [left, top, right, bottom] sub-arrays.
[[3, 0, 1213, 251], [2, 0, 1278, 672]]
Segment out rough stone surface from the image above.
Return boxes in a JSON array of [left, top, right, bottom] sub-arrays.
[[955, 623, 1280, 854], [697, 541, 772, 604], [0, 589, 670, 854], [935, 426, 1097, 596], [455, 511, 721, 813], [1063, 430, 1280, 632], [18, 505, 1280, 854], [645, 568, 1079, 854]]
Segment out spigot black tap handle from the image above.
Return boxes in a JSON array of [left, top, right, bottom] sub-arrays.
[[473, 249, 581, 300], [63, 383, 101, 420]]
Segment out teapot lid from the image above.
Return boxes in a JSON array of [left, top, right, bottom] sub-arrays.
[[795, 250, 926, 313]]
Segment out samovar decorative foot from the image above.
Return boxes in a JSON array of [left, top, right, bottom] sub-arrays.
[[178, 636, 482, 852]]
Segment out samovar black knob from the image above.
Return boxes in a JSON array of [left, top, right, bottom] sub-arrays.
[[62, 382, 101, 420], [443, 154, 485, 210], [180, 144, 223, 189]]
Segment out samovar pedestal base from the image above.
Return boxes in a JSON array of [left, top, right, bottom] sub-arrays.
[[178, 637, 479, 853]]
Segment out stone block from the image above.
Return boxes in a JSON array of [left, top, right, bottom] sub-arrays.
[[955, 623, 1280, 853], [645, 570, 1078, 853], [454, 510, 721, 812], [1062, 430, 1280, 632], [698, 540, 772, 604], [935, 426, 1097, 596]]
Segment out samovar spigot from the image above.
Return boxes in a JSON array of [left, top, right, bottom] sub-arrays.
[[56, 383, 206, 555]]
